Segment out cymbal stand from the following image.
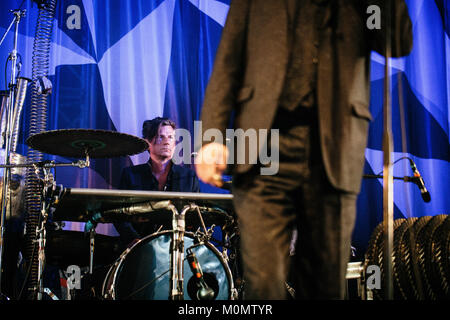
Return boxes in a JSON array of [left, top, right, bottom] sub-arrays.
[[36, 160, 90, 300], [170, 202, 184, 300], [195, 206, 233, 261], [89, 229, 95, 275], [170, 203, 200, 300], [194, 206, 214, 241], [0, 158, 89, 299], [0, 8, 26, 299], [35, 165, 55, 300], [82, 210, 99, 295], [0, 157, 90, 170]]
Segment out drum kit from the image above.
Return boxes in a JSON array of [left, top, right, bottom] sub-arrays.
[[0, 6, 239, 301], [1, 128, 241, 301]]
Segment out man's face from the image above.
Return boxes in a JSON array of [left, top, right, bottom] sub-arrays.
[[148, 124, 176, 162]]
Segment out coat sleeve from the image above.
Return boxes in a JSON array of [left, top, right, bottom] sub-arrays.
[[200, 0, 250, 144]]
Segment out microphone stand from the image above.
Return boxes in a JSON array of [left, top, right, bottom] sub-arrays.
[[363, 174, 418, 183], [0, 9, 26, 299], [169, 203, 208, 300], [382, 0, 394, 300], [170, 203, 185, 300]]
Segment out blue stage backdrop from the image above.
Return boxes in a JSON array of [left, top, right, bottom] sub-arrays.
[[0, 0, 449, 258]]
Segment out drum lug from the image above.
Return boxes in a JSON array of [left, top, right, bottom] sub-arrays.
[[231, 288, 239, 300], [221, 249, 229, 262]]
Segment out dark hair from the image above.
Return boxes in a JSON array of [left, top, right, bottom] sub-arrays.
[[142, 117, 176, 141]]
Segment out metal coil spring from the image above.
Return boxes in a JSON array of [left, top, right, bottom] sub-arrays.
[[23, 0, 57, 299], [364, 215, 450, 300]]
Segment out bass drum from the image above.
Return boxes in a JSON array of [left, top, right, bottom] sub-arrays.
[[102, 230, 235, 300]]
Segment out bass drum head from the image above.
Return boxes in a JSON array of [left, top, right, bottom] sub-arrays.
[[103, 230, 234, 300]]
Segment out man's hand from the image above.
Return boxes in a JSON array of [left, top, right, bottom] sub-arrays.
[[195, 142, 229, 187]]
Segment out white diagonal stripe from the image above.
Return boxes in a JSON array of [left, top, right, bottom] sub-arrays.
[[97, 0, 176, 165], [82, 0, 97, 59], [188, 0, 229, 26]]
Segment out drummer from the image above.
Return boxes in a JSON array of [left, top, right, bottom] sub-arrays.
[[113, 117, 200, 248]]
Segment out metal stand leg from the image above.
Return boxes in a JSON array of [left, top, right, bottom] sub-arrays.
[[89, 230, 95, 275], [170, 203, 184, 300], [169, 203, 201, 300], [36, 198, 48, 300], [0, 9, 26, 298]]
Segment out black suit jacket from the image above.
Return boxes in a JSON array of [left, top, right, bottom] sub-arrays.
[[119, 162, 200, 193], [200, 0, 413, 193], [114, 162, 200, 245]]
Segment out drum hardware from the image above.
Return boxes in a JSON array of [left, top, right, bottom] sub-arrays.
[[194, 206, 209, 237], [102, 229, 236, 300], [0, 158, 87, 299], [192, 224, 216, 243], [2, 142, 130, 300], [86, 200, 174, 224], [49, 187, 234, 222], [191, 205, 238, 268], [83, 212, 103, 278], [84, 200, 174, 296], [171, 203, 194, 300], [89, 229, 95, 276], [35, 165, 61, 300], [43, 287, 59, 300], [22, 128, 148, 299], [188, 208, 240, 298], [191, 205, 236, 261], [285, 281, 296, 299], [171, 204, 236, 300], [85, 200, 236, 300], [1, 158, 90, 171], [100, 202, 236, 300], [87, 201, 199, 300], [0, 8, 28, 299], [45, 188, 235, 300], [345, 261, 366, 300]]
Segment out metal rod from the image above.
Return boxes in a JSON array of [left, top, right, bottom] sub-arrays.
[[363, 174, 417, 183], [170, 204, 199, 300], [0, 14, 17, 48], [89, 230, 95, 275], [36, 220, 46, 300], [0, 9, 25, 296], [0, 159, 90, 169], [382, 0, 394, 300], [169, 203, 181, 300], [36, 167, 53, 300]]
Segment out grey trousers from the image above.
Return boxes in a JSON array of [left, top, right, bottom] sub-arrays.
[[232, 118, 357, 300]]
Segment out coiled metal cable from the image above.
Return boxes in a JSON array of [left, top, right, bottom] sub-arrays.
[[365, 215, 450, 299], [22, 0, 56, 300]]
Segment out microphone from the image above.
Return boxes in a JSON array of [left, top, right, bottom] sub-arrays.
[[100, 200, 172, 220], [186, 248, 215, 300], [408, 158, 431, 203]]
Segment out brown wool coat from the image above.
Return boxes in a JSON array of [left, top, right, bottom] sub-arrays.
[[201, 0, 413, 193]]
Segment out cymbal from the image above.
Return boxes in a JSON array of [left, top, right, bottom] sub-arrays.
[[26, 129, 149, 158]]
